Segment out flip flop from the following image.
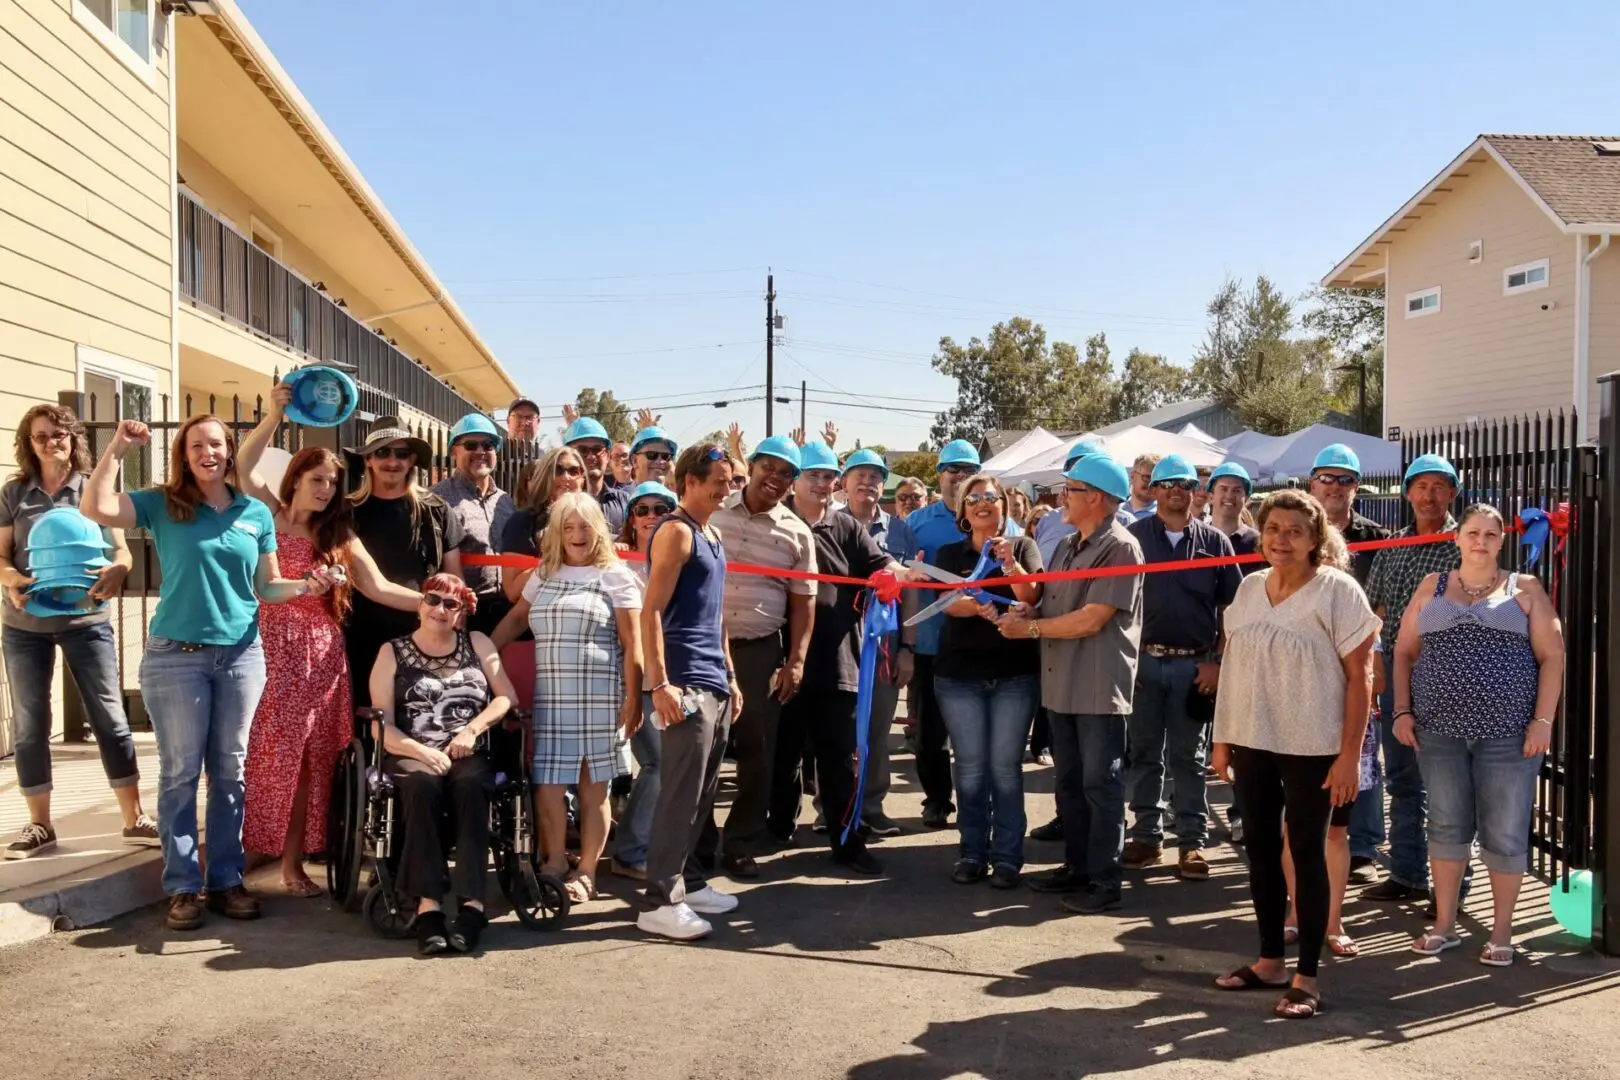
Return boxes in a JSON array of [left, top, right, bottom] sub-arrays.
[[1214, 965, 1290, 992], [1327, 934, 1360, 958], [1479, 943, 1515, 967], [1411, 932, 1463, 956], [1274, 986, 1321, 1019], [282, 877, 323, 899]]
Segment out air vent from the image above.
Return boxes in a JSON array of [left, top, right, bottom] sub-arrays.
[[1593, 141, 1620, 156]]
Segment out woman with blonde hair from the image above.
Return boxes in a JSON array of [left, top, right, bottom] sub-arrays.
[[499, 444, 587, 603], [494, 491, 643, 904]]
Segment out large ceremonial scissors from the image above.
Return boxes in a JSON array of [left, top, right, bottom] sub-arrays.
[[902, 544, 1015, 627]]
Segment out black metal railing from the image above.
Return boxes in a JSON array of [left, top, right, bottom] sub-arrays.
[[177, 192, 486, 427]]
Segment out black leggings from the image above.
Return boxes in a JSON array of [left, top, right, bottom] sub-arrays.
[[1231, 746, 1335, 978]]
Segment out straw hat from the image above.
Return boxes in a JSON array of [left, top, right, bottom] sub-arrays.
[[345, 416, 432, 464]]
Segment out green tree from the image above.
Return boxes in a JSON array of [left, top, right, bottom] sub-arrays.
[[1114, 347, 1194, 418], [889, 451, 939, 479], [1191, 276, 1332, 435], [571, 388, 635, 444], [1304, 285, 1385, 434]]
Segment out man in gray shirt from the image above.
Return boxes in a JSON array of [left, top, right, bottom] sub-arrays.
[[432, 414, 515, 635], [996, 454, 1143, 915]]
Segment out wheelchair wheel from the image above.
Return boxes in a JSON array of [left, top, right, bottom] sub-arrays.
[[326, 739, 366, 912], [510, 859, 570, 931], [362, 882, 416, 939]]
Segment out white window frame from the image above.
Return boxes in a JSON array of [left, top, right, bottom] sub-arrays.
[[249, 215, 284, 260], [1404, 287, 1442, 319], [76, 345, 165, 482], [1503, 258, 1550, 296], [71, 0, 160, 86]]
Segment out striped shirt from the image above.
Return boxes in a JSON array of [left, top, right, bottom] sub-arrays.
[[711, 489, 818, 640], [1365, 516, 1461, 650]]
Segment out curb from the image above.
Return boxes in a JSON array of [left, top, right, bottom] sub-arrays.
[[0, 850, 165, 950]]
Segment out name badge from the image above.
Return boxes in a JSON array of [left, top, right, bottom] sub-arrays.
[[232, 520, 261, 538]]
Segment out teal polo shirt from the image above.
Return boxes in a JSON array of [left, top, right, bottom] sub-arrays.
[[130, 488, 277, 646]]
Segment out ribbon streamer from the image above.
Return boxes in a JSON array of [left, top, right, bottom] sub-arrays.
[[843, 591, 898, 845]]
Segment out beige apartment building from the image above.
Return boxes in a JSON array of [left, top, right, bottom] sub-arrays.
[[1324, 134, 1620, 440]]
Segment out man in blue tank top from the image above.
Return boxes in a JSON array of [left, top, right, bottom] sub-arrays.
[[638, 443, 744, 942]]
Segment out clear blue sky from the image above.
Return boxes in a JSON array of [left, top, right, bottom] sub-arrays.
[[243, 0, 1620, 451]]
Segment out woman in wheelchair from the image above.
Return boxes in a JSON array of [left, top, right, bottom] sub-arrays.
[[368, 572, 516, 954]]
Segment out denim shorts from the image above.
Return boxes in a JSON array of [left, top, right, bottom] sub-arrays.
[[1416, 729, 1542, 873]]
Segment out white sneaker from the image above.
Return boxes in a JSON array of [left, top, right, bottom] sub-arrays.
[[685, 885, 740, 915], [637, 902, 712, 941]]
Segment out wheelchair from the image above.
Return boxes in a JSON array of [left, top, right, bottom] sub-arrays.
[[325, 706, 571, 938]]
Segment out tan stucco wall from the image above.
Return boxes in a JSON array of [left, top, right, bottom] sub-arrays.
[[1587, 240, 1620, 414], [0, 0, 177, 476], [1385, 156, 1574, 438]]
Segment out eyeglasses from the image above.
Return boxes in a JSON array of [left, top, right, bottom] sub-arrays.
[[940, 464, 979, 477], [633, 502, 675, 518], [896, 492, 924, 502], [729, 475, 748, 489], [457, 440, 497, 453], [555, 464, 586, 478], [639, 450, 673, 462], [422, 593, 463, 612], [30, 431, 71, 446], [369, 446, 415, 461], [962, 491, 1001, 506], [573, 442, 609, 457], [1153, 479, 1200, 492], [1064, 484, 1095, 496], [1312, 474, 1360, 488]]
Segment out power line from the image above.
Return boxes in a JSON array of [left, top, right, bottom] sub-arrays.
[[444, 266, 764, 285], [514, 340, 755, 363], [459, 291, 757, 305]]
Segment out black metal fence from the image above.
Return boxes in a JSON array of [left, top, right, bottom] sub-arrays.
[[177, 192, 483, 428]]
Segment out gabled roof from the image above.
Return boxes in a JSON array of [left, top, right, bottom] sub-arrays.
[[1094, 398, 1221, 436], [1323, 135, 1620, 289]]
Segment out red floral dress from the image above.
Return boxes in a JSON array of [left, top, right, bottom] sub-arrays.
[[243, 533, 353, 856]]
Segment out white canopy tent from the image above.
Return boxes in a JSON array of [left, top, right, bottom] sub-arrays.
[[980, 426, 1065, 476], [1216, 424, 1400, 486], [1177, 422, 1218, 444], [1000, 425, 1257, 489]]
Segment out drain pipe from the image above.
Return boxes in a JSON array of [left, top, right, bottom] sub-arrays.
[[1578, 233, 1613, 430]]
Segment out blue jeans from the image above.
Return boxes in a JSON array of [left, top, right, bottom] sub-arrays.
[[4, 622, 138, 796], [1379, 651, 1430, 888], [615, 692, 660, 867], [1347, 774, 1386, 861], [934, 674, 1039, 871], [1049, 712, 1127, 890], [1417, 731, 1542, 873], [139, 636, 267, 896], [1127, 655, 1208, 850]]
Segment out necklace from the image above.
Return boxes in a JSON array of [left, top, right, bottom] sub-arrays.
[[1458, 569, 1500, 599]]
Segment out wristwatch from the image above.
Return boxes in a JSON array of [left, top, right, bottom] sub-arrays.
[[1027, 620, 1042, 640]]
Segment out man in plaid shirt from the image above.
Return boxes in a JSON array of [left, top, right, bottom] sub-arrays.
[[1362, 454, 1462, 908]]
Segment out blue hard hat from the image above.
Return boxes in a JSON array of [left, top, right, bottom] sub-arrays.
[[797, 440, 840, 473], [563, 417, 611, 447], [449, 413, 503, 449], [283, 365, 358, 428], [1206, 461, 1253, 495], [1064, 437, 1107, 469], [1311, 443, 1362, 477], [628, 481, 677, 507], [1064, 455, 1131, 502], [631, 426, 678, 456], [750, 435, 803, 475], [1404, 453, 1459, 489], [840, 448, 889, 478], [1149, 453, 1198, 485], [937, 439, 981, 471]]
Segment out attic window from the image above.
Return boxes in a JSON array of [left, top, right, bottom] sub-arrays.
[[1593, 141, 1620, 156], [1504, 258, 1550, 295]]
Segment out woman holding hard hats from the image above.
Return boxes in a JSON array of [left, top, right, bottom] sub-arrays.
[[0, 404, 156, 859]]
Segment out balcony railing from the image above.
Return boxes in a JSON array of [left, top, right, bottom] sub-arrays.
[[177, 192, 484, 427]]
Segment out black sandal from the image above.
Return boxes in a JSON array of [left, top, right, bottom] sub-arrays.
[[1214, 965, 1289, 991], [449, 903, 488, 954], [416, 909, 449, 956], [1274, 986, 1321, 1019]]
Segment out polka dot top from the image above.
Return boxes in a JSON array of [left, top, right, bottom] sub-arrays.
[[1411, 572, 1540, 739]]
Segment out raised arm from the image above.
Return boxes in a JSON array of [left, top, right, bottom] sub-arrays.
[[235, 382, 290, 513], [82, 420, 146, 530], [347, 537, 421, 612]]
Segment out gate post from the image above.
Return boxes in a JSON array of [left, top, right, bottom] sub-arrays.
[[1595, 374, 1620, 953]]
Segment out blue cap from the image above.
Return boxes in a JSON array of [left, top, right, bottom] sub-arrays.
[[1149, 453, 1198, 485], [1064, 437, 1107, 469], [840, 448, 889, 478], [797, 441, 839, 473], [1404, 453, 1459, 489], [282, 365, 359, 428], [1311, 443, 1362, 477], [750, 435, 803, 475], [631, 426, 677, 456], [563, 418, 611, 446], [1206, 461, 1253, 495], [937, 439, 981, 470], [1064, 455, 1131, 502], [449, 413, 503, 449], [628, 481, 677, 507]]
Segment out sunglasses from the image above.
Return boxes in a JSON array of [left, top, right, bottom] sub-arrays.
[[962, 491, 1001, 506], [633, 502, 675, 518], [1312, 474, 1360, 488], [422, 593, 463, 612], [369, 446, 415, 461], [1153, 479, 1200, 492], [555, 464, 586, 478], [639, 450, 673, 462], [940, 464, 979, 477], [30, 431, 72, 446], [729, 475, 748, 489], [896, 492, 924, 503], [458, 440, 497, 453], [573, 442, 609, 457]]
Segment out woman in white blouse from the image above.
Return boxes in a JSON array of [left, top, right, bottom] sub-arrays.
[[1210, 490, 1379, 1021]]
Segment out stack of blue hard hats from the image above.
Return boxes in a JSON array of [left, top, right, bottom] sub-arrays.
[[23, 507, 110, 618]]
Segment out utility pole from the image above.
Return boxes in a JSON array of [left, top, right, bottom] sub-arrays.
[[800, 380, 807, 437], [765, 272, 776, 436]]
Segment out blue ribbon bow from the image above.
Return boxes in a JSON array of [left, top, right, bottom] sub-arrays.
[[1518, 507, 1551, 570]]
